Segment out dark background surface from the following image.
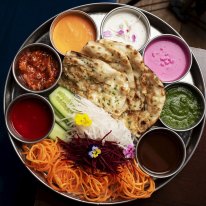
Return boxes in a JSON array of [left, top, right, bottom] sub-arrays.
[[1, 1, 206, 206], [0, 1, 115, 206]]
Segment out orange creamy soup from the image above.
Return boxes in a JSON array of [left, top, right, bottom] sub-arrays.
[[52, 13, 96, 54]]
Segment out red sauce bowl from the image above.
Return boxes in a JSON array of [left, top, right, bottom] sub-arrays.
[[12, 43, 62, 93], [5, 94, 55, 143]]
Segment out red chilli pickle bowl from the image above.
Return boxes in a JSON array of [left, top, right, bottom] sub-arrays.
[[12, 43, 62, 94]]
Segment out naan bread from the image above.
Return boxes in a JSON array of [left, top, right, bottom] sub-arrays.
[[98, 39, 146, 110], [59, 51, 130, 117], [83, 41, 136, 103], [60, 40, 165, 137], [83, 40, 146, 111], [98, 39, 165, 136]]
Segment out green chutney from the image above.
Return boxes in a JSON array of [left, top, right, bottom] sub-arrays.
[[160, 85, 203, 130]]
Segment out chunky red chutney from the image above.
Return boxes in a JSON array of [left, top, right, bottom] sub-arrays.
[[18, 49, 59, 90]]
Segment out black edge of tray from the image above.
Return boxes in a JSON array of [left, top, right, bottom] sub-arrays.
[[3, 2, 206, 205]]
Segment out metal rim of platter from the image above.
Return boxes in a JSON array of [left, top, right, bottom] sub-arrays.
[[3, 2, 206, 205]]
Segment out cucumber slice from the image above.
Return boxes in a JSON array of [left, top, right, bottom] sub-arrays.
[[49, 86, 74, 118], [54, 108, 69, 131], [49, 123, 69, 142]]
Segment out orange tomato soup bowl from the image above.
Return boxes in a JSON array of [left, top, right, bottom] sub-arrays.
[[50, 10, 97, 55]]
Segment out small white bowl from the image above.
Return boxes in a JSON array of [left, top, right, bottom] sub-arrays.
[[100, 6, 151, 51]]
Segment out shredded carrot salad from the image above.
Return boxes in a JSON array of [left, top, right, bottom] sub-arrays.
[[22, 139, 61, 173], [22, 139, 155, 202]]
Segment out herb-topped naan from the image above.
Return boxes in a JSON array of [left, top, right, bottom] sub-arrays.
[[83, 40, 146, 111], [82, 41, 136, 103], [59, 51, 130, 117], [83, 39, 165, 136], [60, 40, 165, 137]]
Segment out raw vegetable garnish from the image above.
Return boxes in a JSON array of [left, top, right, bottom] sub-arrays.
[[22, 139, 155, 202], [59, 131, 133, 174], [50, 87, 133, 148], [22, 86, 155, 202]]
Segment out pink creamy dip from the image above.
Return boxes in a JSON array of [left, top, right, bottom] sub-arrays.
[[144, 36, 191, 82]]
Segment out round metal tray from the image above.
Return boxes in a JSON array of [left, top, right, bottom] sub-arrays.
[[3, 3, 206, 205]]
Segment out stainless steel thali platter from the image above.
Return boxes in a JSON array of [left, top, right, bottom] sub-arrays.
[[3, 3, 206, 205]]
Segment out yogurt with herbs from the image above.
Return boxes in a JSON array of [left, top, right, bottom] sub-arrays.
[[102, 10, 149, 50]]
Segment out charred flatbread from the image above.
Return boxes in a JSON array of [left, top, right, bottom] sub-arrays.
[[60, 40, 165, 137], [83, 41, 136, 103], [98, 39, 165, 136], [83, 39, 166, 136], [59, 51, 130, 117]]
